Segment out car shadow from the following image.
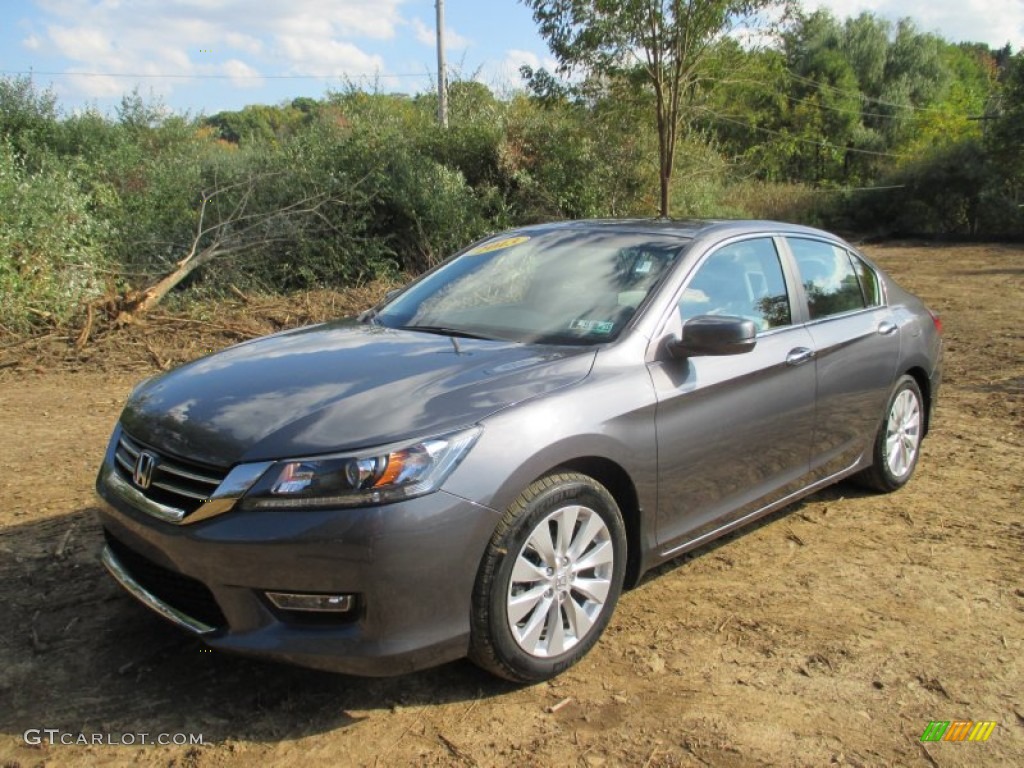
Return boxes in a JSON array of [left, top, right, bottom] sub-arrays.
[[0, 507, 515, 745], [950, 268, 1024, 276], [1, 480, 873, 744]]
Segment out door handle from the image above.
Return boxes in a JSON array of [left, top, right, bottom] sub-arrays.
[[877, 321, 898, 336], [786, 347, 815, 366]]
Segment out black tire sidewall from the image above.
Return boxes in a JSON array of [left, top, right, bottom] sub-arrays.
[[484, 476, 626, 682]]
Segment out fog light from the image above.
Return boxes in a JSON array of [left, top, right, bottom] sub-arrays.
[[265, 591, 354, 612]]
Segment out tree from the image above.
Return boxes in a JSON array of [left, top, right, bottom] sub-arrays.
[[116, 169, 350, 318], [0, 75, 59, 168], [522, 0, 790, 216], [989, 51, 1024, 182]]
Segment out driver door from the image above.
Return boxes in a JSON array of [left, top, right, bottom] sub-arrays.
[[647, 236, 818, 554]]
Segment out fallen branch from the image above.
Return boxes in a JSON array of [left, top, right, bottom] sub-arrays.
[[917, 742, 940, 768], [437, 734, 477, 766], [546, 697, 573, 714], [55, 522, 77, 558], [75, 301, 94, 351]]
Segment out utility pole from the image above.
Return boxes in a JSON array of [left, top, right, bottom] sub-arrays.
[[435, 0, 448, 128]]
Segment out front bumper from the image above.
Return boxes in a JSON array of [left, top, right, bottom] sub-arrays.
[[95, 454, 500, 676]]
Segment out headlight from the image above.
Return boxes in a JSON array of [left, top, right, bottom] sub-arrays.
[[241, 427, 481, 510]]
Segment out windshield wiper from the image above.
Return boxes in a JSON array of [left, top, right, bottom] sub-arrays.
[[396, 324, 499, 341]]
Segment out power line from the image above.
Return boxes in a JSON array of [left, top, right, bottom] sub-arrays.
[[713, 73, 957, 121], [784, 69, 955, 114], [1, 69, 435, 81], [782, 89, 944, 121], [708, 112, 908, 159]]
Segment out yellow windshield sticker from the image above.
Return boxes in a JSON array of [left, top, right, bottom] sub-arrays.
[[468, 235, 530, 255]]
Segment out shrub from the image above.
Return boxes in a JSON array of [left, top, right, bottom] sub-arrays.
[[0, 139, 110, 332]]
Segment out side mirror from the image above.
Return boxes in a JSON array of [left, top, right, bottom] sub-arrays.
[[667, 315, 757, 358]]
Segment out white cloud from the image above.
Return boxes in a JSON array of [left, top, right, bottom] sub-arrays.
[[411, 17, 471, 50], [223, 58, 262, 88], [268, 2, 403, 41], [66, 70, 124, 98], [48, 25, 116, 62], [26, 0, 410, 102], [276, 36, 384, 78], [479, 49, 560, 91], [504, 49, 542, 73], [224, 32, 264, 56], [808, 0, 1024, 49]]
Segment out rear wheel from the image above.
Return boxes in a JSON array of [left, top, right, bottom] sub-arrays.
[[857, 375, 924, 492], [469, 472, 626, 682]]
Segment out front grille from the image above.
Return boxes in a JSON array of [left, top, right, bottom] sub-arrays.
[[113, 430, 226, 517], [104, 529, 227, 630]]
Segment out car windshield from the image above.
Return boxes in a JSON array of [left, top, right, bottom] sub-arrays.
[[376, 228, 687, 344]]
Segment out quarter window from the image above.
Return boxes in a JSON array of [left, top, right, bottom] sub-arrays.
[[787, 238, 868, 320], [851, 255, 882, 307], [679, 238, 791, 330]]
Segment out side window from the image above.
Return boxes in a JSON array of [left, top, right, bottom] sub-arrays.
[[851, 254, 882, 307], [679, 238, 791, 330], [787, 238, 867, 320]]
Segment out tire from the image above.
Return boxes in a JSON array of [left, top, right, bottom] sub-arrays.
[[469, 472, 626, 683], [857, 375, 925, 493]]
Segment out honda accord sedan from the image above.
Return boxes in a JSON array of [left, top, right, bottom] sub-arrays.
[[95, 219, 942, 682]]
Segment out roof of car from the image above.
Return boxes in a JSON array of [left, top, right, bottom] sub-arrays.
[[517, 218, 842, 242]]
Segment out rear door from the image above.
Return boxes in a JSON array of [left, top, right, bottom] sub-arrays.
[[781, 237, 900, 480], [648, 236, 817, 553]]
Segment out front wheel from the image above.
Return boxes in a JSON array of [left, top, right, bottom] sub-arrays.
[[857, 375, 924, 492], [469, 472, 626, 683]]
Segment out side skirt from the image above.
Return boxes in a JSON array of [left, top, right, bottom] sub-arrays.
[[654, 457, 865, 564]]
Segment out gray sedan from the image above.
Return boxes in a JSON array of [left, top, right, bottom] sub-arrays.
[[95, 219, 942, 682]]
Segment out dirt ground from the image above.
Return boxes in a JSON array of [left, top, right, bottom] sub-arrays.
[[0, 242, 1021, 768]]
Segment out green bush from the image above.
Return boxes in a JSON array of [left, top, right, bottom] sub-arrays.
[[0, 139, 110, 331], [717, 180, 836, 225], [841, 139, 1022, 237]]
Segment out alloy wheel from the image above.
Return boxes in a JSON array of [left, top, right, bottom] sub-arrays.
[[885, 388, 921, 478], [506, 504, 614, 658]]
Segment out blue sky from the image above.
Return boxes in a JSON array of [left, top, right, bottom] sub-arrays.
[[2, 0, 1021, 117]]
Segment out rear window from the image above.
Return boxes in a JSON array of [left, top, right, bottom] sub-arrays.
[[786, 238, 868, 320]]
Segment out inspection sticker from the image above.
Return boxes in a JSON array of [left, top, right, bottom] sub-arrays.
[[569, 319, 615, 334], [468, 235, 530, 255]]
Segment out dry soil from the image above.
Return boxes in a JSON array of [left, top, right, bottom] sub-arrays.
[[0, 242, 1021, 767]]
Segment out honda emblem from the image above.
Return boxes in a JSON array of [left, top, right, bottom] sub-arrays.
[[133, 451, 159, 490]]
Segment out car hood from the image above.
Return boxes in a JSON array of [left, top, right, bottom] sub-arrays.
[[119, 321, 596, 467]]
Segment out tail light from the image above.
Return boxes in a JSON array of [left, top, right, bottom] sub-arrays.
[[928, 309, 942, 335]]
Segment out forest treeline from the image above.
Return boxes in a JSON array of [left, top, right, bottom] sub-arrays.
[[1, 9, 1021, 333]]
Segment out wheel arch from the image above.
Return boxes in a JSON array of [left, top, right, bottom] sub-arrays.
[[546, 456, 647, 589], [904, 365, 932, 436]]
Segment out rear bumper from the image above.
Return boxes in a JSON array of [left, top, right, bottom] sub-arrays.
[[95, 464, 500, 676]]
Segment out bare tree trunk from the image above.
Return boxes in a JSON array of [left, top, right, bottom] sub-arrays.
[[113, 175, 337, 322], [127, 245, 225, 317], [655, 83, 672, 218]]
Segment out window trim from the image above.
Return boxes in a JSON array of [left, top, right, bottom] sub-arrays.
[[848, 250, 884, 309], [777, 235, 887, 325], [652, 233, 802, 344]]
